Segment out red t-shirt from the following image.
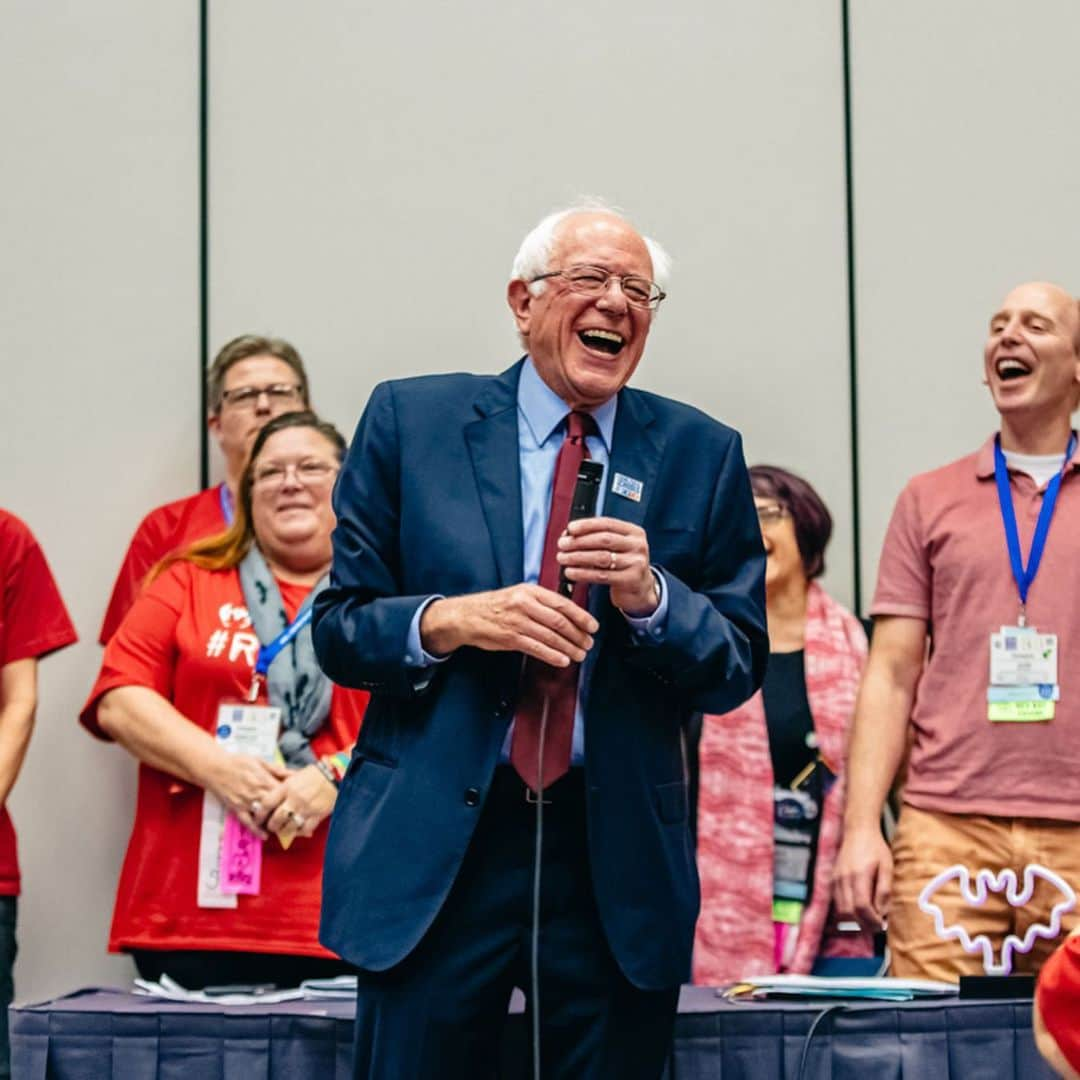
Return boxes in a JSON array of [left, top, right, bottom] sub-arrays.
[[81, 559, 367, 957], [1038, 935, 1080, 1074], [99, 486, 229, 644], [0, 509, 78, 895]]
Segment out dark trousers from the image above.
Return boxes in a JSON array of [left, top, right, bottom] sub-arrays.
[[352, 767, 679, 1079], [131, 949, 352, 990], [0, 898, 16, 1080]]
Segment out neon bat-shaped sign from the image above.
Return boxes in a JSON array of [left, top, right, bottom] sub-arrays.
[[917, 864, 1076, 975]]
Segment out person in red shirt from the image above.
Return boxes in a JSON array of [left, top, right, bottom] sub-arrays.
[[0, 510, 77, 1077], [98, 335, 313, 644], [81, 411, 366, 989], [1036, 931, 1080, 1079]]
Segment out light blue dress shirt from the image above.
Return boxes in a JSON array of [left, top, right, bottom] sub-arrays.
[[405, 357, 668, 763]]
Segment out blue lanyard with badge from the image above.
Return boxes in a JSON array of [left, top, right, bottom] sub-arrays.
[[196, 608, 310, 908], [771, 745, 837, 969], [987, 433, 1074, 723]]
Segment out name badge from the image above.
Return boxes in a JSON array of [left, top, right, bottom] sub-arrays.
[[197, 703, 280, 908], [773, 786, 818, 905], [988, 625, 1059, 723], [989, 627, 1057, 686], [611, 472, 643, 502]]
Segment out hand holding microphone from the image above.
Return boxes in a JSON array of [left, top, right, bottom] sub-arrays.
[[555, 514, 659, 618], [553, 459, 658, 617], [419, 459, 663, 665]]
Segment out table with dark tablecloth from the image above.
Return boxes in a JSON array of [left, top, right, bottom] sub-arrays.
[[10, 985, 1055, 1078]]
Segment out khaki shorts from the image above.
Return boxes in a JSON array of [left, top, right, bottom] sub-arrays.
[[888, 805, 1080, 982]]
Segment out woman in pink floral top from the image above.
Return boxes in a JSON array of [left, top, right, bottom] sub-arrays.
[[692, 466, 873, 983]]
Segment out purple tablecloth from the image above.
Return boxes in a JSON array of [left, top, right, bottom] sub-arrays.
[[10, 985, 1055, 1078]]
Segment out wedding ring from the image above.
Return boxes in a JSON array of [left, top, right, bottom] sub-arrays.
[[250, 800, 262, 817], [609, 551, 617, 570], [289, 811, 305, 829]]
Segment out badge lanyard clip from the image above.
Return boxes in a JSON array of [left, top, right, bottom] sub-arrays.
[[788, 758, 817, 792], [788, 752, 837, 794]]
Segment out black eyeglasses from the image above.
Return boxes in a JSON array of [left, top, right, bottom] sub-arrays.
[[530, 265, 666, 310], [220, 383, 303, 412]]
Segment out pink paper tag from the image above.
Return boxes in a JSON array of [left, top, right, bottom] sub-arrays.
[[219, 812, 263, 895]]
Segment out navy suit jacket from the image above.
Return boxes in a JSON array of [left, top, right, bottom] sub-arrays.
[[313, 360, 767, 990]]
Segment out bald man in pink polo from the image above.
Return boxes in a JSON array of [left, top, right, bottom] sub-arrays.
[[834, 282, 1080, 980]]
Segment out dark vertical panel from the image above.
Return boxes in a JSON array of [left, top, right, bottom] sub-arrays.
[[198, 0, 209, 487], [841, 0, 862, 615]]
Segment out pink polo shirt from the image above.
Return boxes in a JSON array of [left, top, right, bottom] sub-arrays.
[[871, 433, 1080, 821]]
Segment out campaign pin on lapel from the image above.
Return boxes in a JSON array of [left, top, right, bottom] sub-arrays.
[[612, 473, 643, 503]]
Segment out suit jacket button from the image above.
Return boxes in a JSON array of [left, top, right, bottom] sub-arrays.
[[464, 787, 481, 807]]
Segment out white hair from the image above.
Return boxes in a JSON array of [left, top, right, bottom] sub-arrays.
[[510, 199, 673, 297]]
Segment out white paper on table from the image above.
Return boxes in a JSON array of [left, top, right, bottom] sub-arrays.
[[133, 974, 304, 1005], [723, 974, 957, 999], [300, 974, 358, 1000]]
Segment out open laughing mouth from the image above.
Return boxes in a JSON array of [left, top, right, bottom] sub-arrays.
[[996, 356, 1033, 382], [578, 329, 625, 356]]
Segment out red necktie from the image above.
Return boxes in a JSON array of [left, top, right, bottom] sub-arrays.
[[511, 411, 596, 792]]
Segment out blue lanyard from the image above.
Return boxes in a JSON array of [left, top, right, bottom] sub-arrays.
[[219, 483, 235, 526], [247, 606, 313, 701], [993, 432, 1075, 622], [255, 607, 313, 676]]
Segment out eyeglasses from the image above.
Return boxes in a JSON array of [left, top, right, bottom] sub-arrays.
[[252, 459, 339, 491], [530, 265, 666, 310], [220, 383, 304, 411], [756, 503, 789, 525]]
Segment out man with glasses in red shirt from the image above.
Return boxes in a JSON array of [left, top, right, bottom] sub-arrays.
[[99, 335, 312, 643]]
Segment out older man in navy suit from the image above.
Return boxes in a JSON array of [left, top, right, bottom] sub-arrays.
[[313, 205, 768, 1078]]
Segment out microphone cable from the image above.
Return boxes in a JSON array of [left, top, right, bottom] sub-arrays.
[[529, 693, 549, 1080], [527, 456, 601, 1079]]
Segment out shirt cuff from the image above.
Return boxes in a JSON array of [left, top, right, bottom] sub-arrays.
[[621, 569, 668, 641], [405, 596, 450, 667]]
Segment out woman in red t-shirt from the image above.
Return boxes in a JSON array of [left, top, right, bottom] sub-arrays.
[[81, 411, 367, 989]]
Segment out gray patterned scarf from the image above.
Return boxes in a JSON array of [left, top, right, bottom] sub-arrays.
[[239, 546, 333, 767]]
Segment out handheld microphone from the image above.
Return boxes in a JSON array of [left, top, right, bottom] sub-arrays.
[[558, 460, 603, 599]]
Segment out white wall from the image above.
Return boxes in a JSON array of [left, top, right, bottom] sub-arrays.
[[851, 0, 1080, 603], [0, 4, 199, 1001], [208, 0, 857, 606]]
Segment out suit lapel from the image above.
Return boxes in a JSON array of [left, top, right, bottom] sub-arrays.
[[465, 362, 525, 587]]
